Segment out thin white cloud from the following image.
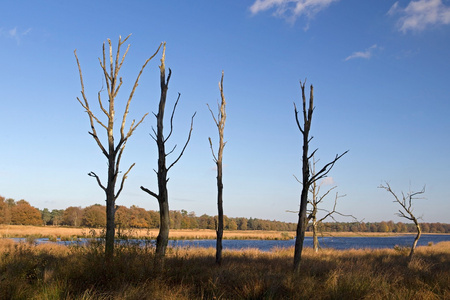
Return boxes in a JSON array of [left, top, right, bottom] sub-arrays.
[[345, 44, 378, 61], [388, 0, 450, 32], [250, 0, 340, 24], [8, 27, 17, 37], [320, 177, 335, 186], [0, 27, 32, 44]]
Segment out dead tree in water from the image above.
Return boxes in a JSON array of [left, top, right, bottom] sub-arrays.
[[207, 71, 227, 265], [141, 43, 196, 259], [75, 35, 161, 260], [379, 182, 425, 260], [293, 81, 348, 273]]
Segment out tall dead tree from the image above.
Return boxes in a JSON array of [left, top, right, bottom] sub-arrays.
[[75, 35, 161, 260], [293, 81, 348, 272], [379, 182, 425, 259], [207, 71, 227, 265], [140, 43, 195, 259]]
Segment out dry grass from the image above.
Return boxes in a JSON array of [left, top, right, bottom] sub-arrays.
[[0, 225, 423, 241], [0, 225, 298, 240], [0, 238, 449, 299]]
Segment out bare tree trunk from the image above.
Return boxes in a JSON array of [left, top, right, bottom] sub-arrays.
[[216, 163, 224, 264], [293, 81, 347, 273], [208, 71, 227, 265], [141, 43, 195, 259], [154, 47, 170, 258], [75, 36, 159, 261], [312, 220, 319, 253], [294, 182, 309, 271], [293, 82, 313, 272], [410, 220, 421, 258]]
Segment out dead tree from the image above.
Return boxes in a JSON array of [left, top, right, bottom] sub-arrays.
[[307, 157, 355, 252], [207, 71, 227, 265], [140, 43, 195, 259], [293, 81, 348, 273], [379, 182, 425, 259], [291, 157, 353, 253], [75, 35, 161, 260], [308, 188, 349, 252]]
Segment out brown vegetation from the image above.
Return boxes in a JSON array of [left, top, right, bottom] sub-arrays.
[[0, 238, 448, 299], [2, 225, 447, 242]]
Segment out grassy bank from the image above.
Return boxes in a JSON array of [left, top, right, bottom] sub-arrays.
[[0, 225, 425, 241], [0, 239, 449, 299]]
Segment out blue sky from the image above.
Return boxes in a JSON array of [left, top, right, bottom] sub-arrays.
[[1, 0, 449, 223]]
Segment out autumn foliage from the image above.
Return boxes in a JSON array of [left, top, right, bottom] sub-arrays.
[[1, 198, 42, 225]]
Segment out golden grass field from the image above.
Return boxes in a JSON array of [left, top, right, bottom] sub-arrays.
[[0, 236, 449, 299], [0, 224, 416, 240]]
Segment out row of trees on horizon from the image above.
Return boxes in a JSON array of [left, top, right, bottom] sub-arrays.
[[1, 196, 449, 234]]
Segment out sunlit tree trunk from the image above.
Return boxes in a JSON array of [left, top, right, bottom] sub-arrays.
[[75, 36, 160, 260], [208, 71, 227, 265]]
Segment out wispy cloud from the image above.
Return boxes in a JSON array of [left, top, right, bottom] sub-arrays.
[[320, 177, 335, 186], [388, 0, 450, 32], [250, 0, 340, 25], [0, 27, 32, 44], [345, 44, 378, 61]]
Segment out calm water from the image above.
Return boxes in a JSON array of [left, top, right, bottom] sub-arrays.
[[167, 234, 450, 251], [11, 234, 450, 252]]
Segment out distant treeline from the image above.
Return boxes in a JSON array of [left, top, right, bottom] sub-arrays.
[[1, 196, 449, 233], [313, 221, 450, 234]]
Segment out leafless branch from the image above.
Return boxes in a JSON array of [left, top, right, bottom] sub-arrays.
[[166, 144, 177, 157], [293, 102, 304, 134], [167, 112, 196, 171], [208, 137, 218, 163], [88, 172, 106, 192], [207, 103, 219, 127], [115, 163, 135, 200], [379, 181, 425, 258], [316, 186, 337, 205], [165, 93, 181, 143], [309, 150, 349, 184], [120, 43, 162, 141], [140, 185, 158, 199], [74, 51, 108, 157]]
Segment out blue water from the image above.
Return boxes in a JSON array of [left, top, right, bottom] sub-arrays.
[[10, 234, 450, 252], [168, 234, 450, 251]]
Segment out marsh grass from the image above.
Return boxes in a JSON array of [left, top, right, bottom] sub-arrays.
[[1, 238, 449, 299], [1, 225, 413, 242]]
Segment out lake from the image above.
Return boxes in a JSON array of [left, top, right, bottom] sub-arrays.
[[10, 234, 450, 251], [167, 234, 450, 251]]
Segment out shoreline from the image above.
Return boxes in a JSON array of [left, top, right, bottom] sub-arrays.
[[1, 225, 448, 240]]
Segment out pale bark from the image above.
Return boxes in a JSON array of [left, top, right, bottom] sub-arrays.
[[379, 182, 424, 259], [75, 35, 160, 260], [208, 71, 227, 265]]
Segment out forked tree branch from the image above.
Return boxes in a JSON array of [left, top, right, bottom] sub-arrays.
[[165, 93, 182, 143], [120, 43, 162, 141], [379, 182, 425, 222], [115, 163, 135, 200], [88, 172, 106, 192], [309, 150, 349, 184], [208, 137, 218, 163], [167, 112, 196, 171]]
